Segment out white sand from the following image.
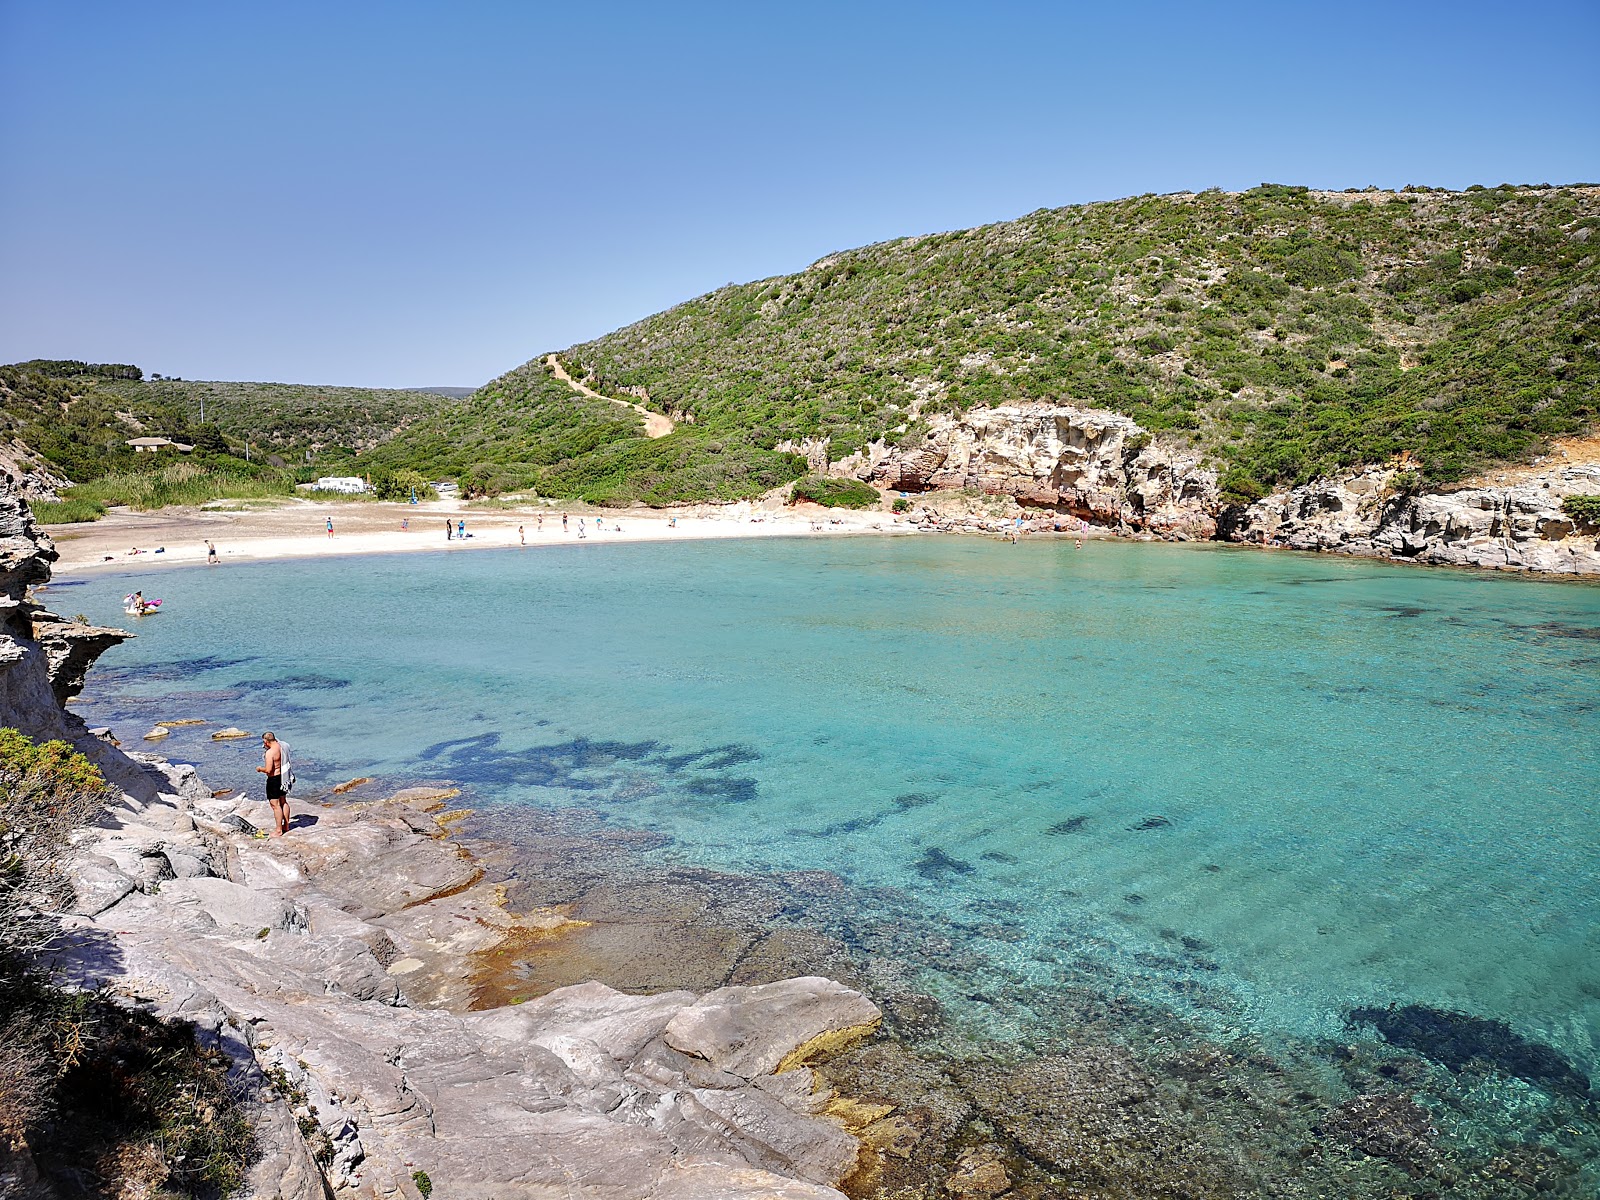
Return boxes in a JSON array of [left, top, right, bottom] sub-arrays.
[[44, 496, 917, 575]]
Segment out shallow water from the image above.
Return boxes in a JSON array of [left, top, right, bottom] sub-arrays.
[[66, 538, 1600, 1120]]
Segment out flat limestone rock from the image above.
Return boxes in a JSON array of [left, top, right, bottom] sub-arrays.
[[68, 855, 136, 915], [211, 726, 253, 740], [389, 785, 462, 808], [469, 980, 694, 1062], [664, 976, 881, 1078], [160, 877, 308, 935]]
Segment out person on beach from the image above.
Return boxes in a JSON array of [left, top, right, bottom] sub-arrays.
[[518, 525, 525, 545], [562, 513, 568, 532], [326, 517, 334, 539], [578, 518, 586, 539], [257, 731, 290, 836], [206, 540, 218, 565], [458, 518, 466, 540], [402, 517, 409, 531], [446, 519, 453, 541], [537, 514, 543, 532]]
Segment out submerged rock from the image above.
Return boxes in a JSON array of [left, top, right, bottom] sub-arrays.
[[1347, 1004, 1591, 1099], [1314, 1091, 1437, 1176]]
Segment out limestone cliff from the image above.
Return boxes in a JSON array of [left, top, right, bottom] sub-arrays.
[[809, 407, 1600, 575], [1221, 460, 1600, 574], [0, 486, 135, 767], [0, 438, 72, 503], [853, 403, 1220, 538]]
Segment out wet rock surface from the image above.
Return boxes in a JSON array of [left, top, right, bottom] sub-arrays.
[[463, 803, 1600, 1200]]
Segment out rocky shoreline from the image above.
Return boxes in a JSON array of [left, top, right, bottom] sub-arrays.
[[9, 482, 1600, 1199], [2, 485, 891, 1200], [825, 403, 1600, 576]]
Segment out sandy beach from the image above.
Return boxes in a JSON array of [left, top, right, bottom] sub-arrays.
[[42, 495, 917, 575]]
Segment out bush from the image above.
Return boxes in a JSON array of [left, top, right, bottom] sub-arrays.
[[1, 730, 112, 957], [791, 476, 880, 509], [1561, 494, 1600, 525], [372, 468, 437, 502], [0, 730, 257, 1194], [1218, 467, 1269, 505], [892, 497, 912, 513]]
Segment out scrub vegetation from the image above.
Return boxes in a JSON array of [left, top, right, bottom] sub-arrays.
[[0, 361, 447, 517], [381, 183, 1596, 504], [8, 184, 1596, 509], [0, 729, 258, 1197]]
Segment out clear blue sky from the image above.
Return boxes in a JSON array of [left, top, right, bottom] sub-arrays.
[[2, 1, 1596, 388]]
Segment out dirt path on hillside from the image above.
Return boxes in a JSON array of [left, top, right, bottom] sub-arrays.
[[545, 355, 674, 438]]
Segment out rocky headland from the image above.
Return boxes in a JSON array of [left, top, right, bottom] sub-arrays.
[[0, 486, 889, 1200], [830, 404, 1600, 575]]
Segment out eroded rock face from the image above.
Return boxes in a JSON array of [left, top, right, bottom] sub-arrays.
[[0, 438, 72, 502], [0, 484, 143, 795], [863, 404, 1219, 537], [803, 401, 1600, 574], [1222, 463, 1600, 574], [30, 610, 129, 706], [0, 489, 57, 604]]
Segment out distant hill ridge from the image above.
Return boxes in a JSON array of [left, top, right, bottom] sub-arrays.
[[368, 182, 1598, 506]]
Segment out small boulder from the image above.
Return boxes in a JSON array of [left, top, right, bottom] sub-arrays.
[[163, 849, 213, 879], [211, 727, 253, 741], [69, 856, 136, 915], [142, 727, 170, 741], [945, 1148, 1011, 1196]]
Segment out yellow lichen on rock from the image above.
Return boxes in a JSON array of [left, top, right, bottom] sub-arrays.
[[776, 1017, 882, 1074]]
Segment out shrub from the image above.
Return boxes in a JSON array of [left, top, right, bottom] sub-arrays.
[[892, 497, 912, 513], [791, 476, 879, 509], [1218, 467, 1269, 505], [1561, 494, 1600, 525], [0, 731, 257, 1193], [1389, 469, 1425, 497], [372, 468, 437, 502], [1, 730, 112, 957]]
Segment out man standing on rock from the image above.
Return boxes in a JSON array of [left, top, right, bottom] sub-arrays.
[[257, 731, 290, 837]]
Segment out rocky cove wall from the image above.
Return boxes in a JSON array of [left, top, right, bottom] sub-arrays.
[[802, 405, 1600, 575], [0, 483, 888, 1200]]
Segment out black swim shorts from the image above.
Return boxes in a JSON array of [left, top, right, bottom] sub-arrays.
[[265, 774, 285, 800]]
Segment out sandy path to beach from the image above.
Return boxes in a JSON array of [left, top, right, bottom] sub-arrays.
[[545, 354, 675, 438], [44, 496, 912, 575]]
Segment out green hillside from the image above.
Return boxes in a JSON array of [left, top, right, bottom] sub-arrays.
[[390, 183, 1598, 505], [0, 364, 450, 516], [1, 363, 447, 475]]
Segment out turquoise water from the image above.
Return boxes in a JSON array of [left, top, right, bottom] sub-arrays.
[[61, 538, 1600, 1095]]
